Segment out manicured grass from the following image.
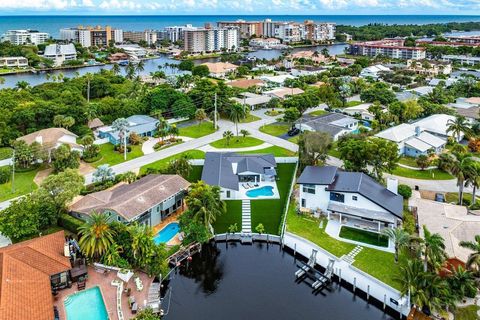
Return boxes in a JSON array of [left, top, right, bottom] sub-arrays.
[[398, 156, 419, 167], [0, 166, 39, 202], [346, 100, 362, 107], [139, 150, 206, 175], [178, 121, 216, 138], [238, 146, 296, 157], [309, 109, 328, 116], [239, 114, 261, 123], [353, 248, 400, 289], [327, 142, 341, 158], [445, 192, 478, 205], [214, 200, 242, 234], [92, 143, 144, 167], [391, 166, 453, 180], [251, 163, 296, 234], [339, 226, 389, 247], [259, 123, 290, 137], [0, 147, 13, 160], [454, 305, 480, 320], [210, 137, 264, 149]]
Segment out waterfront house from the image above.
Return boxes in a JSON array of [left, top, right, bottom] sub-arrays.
[[0, 231, 82, 320], [201, 62, 238, 78], [98, 115, 159, 145], [201, 152, 278, 200], [0, 56, 28, 69], [70, 174, 190, 227], [297, 166, 403, 232], [43, 43, 77, 67], [295, 113, 359, 141], [17, 127, 83, 157]]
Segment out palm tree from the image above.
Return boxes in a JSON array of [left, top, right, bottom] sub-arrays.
[[447, 116, 470, 142], [447, 265, 477, 299], [459, 235, 480, 273], [240, 129, 250, 140], [112, 118, 130, 160], [167, 154, 192, 178], [449, 153, 475, 205], [101, 242, 123, 266], [465, 161, 480, 205], [128, 224, 155, 268], [223, 130, 234, 146], [111, 63, 121, 75], [228, 104, 246, 137], [15, 80, 29, 90], [422, 226, 447, 272], [125, 63, 136, 80], [168, 124, 179, 141], [84, 73, 94, 103], [78, 213, 116, 259], [382, 228, 410, 263], [155, 117, 169, 143]]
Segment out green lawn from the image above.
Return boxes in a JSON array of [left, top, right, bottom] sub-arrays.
[[210, 137, 264, 149], [309, 109, 328, 116], [239, 114, 261, 123], [178, 121, 216, 138], [91, 143, 144, 167], [0, 147, 13, 160], [346, 100, 362, 107], [454, 305, 480, 320], [238, 146, 296, 157], [259, 123, 290, 137], [339, 226, 389, 247], [327, 142, 341, 158], [391, 166, 453, 180], [139, 150, 206, 175], [398, 156, 420, 167], [353, 248, 400, 289], [214, 200, 242, 234], [0, 166, 40, 202]]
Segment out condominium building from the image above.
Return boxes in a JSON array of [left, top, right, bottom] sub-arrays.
[[123, 30, 157, 46], [157, 25, 193, 43], [43, 43, 77, 66], [60, 26, 123, 47], [1, 29, 49, 45], [217, 20, 263, 39], [183, 26, 239, 53], [349, 39, 426, 60], [303, 20, 336, 42], [0, 56, 29, 68], [446, 35, 480, 45]]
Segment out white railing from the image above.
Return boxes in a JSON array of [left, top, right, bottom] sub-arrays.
[[214, 233, 281, 243]]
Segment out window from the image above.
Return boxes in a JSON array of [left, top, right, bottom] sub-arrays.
[[302, 184, 315, 194], [352, 195, 358, 201], [226, 190, 231, 198], [330, 192, 345, 203], [301, 198, 306, 207]]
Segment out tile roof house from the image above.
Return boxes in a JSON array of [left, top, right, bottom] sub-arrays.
[[227, 79, 265, 89], [201, 62, 238, 78], [17, 127, 83, 155], [0, 231, 72, 320], [98, 115, 159, 145], [70, 174, 190, 227], [295, 113, 359, 141], [264, 87, 304, 100], [297, 166, 403, 231]]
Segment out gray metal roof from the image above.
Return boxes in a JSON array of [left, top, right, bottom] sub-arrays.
[[298, 166, 403, 218], [298, 113, 356, 136], [201, 152, 276, 191]]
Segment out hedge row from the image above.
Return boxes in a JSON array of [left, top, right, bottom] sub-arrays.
[[58, 214, 84, 234]]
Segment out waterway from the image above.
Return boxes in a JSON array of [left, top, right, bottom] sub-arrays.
[[162, 242, 399, 320], [0, 43, 348, 89]]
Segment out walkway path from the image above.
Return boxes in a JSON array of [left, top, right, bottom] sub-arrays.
[[199, 142, 273, 153], [341, 246, 363, 264], [241, 200, 252, 233]]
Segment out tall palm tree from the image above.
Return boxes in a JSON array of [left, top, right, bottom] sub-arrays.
[[459, 235, 480, 273], [84, 73, 94, 103], [447, 116, 470, 142], [465, 161, 480, 205], [112, 118, 130, 160], [382, 228, 410, 263], [449, 153, 475, 205], [78, 213, 116, 259], [155, 117, 169, 143], [228, 104, 246, 137], [422, 226, 447, 272], [125, 63, 136, 80], [111, 63, 121, 75], [135, 60, 145, 76]]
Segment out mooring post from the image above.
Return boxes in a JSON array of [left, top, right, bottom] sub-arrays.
[[383, 294, 386, 310], [367, 285, 370, 300], [339, 268, 342, 283], [294, 243, 297, 256], [353, 277, 356, 293]]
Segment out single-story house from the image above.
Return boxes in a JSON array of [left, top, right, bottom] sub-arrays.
[[413, 114, 464, 141], [343, 103, 378, 121], [70, 174, 190, 227], [0, 231, 82, 320], [288, 51, 330, 64], [98, 115, 159, 145], [201, 152, 277, 200], [448, 97, 480, 122], [227, 78, 265, 89], [264, 87, 304, 100], [297, 166, 403, 231], [408, 86, 434, 97], [201, 62, 238, 78], [396, 91, 418, 102], [428, 78, 458, 87], [451, 70, 480, 79], [87, 118, 105, 131], [290, 66, 326, 77], [360, 64, 391, 79], [375, 123, 447, 157], [295, 113, 359, 141], [233, 92, 272, 110], [17, 127, 83, 156], [259, 74, 295, 86]]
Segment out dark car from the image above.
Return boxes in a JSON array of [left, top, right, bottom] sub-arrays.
[[287, 127, 300, 136], [54, 307, 60, 320], [435, 193, 445, 203]]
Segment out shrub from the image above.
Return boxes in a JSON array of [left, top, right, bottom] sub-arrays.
[[469, 202, 480, 210], [398, 184, 412, 199], [114, 145, 132, 153], [129, 132, 142, 145], [402, 211, 416, 235], [58, 214, 84, 234], [0, 166, 11, 184]]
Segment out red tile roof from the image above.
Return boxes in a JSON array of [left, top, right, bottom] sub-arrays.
[[0, 231, 71, 320]]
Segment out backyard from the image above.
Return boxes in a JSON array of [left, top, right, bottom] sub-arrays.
[[91, 143, 144, 167], [210, 137, 264, 148], [0, 166, 40, 202], [178, 121, 216, 138], [339, 226, 389, 247]]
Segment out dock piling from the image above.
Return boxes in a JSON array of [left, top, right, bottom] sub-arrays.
[[367, 285, 370, 300]]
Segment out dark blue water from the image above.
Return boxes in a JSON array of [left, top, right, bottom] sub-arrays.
[[163, 242, 399, 320], [1, 15, 480, 37]]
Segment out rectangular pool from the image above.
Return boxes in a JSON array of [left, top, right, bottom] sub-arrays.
[[64, 286, 108, 320], [154, 222, 180, 244]]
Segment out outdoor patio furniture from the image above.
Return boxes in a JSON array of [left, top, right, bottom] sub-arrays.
[[132, 303, 138, 314], [128, 296, 136, 308], [242, 183, 249, 189]]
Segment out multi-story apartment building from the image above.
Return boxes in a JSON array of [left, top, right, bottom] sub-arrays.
[[157, 25, 193, 43], [123, 30, 157, 46], [60, 26, 123, 47], [183, 26, 239, 53], [446, 35, 480, 45], [0, 56, 29, 68], [43, 43, 77, 66], [303, 20, 336, 42], [217, 20, 263, 39], [274, 22, 303, 43], [349, 39, 426, 60], [1, 30, 49, 45]]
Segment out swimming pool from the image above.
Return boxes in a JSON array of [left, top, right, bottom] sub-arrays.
[[246, 186, 274, 198], [154, 222, 180, 244], [64, 286, 108, 320]]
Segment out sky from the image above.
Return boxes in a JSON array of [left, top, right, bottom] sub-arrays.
[[0, 0, 480, 15]]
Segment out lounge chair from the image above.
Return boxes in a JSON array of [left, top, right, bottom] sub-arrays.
[[242, 183, 249, 189], [247, 183, 255, 188]]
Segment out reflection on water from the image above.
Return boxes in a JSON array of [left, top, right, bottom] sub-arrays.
[[163, 241, 398, 320]]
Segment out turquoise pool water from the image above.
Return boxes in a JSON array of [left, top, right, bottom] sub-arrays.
[[64, 286, 108, 320], [154, 222, 180, 244], [246, 186, 274, 198]]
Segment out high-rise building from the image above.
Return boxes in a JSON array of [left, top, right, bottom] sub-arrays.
[[1, 30, 50, 46], [123, 30, 157, 46], [183, 26, 239, 53], [303, 21, 336, 42], [59, 26, 123, 47], [157, 25, 193, 43], [217, 20, 263, 39]]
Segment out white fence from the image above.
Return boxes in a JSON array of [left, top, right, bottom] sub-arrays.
[[214, 233, 281, 243]]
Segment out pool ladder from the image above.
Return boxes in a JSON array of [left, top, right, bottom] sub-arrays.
[[64, 296, 72, 306]]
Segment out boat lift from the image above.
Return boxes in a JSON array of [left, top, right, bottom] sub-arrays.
[[294, 249, 335, 292]]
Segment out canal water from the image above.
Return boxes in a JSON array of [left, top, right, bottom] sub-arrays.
[[162, 242, 398, 320], [0, 44, 347, 89]]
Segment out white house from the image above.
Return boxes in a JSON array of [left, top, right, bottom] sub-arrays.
[[413, 114, 464, 141], [295, 113, 359, 141], [360, 64, 391, 79], [343, 103, 378, 121], [249, 38, 281, 48], [264, 87, 304, 100], [43, 44, 77, 67], [297, 166, 403, 232], [17, 128, 83, 159]]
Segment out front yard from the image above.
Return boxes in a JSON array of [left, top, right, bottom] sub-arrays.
[[239, 146, 296, 157], [178, 121, 216, 138], [0, 166, 40, 202], [210, 137, 264, 148], [91, 143, 144, 168], [259, 123, 290, 137], [391, 166, 453, 180], [139, 150, 206, 177]]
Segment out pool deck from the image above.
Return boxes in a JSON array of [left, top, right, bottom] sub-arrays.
[[153, 209, 183, 246], [54, 266, 154, 320]]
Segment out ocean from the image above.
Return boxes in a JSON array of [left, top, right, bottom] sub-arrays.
[[1, 15, 480, 38]]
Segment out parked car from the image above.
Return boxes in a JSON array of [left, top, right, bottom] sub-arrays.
[[53, 307, 60, 320], [435, 193, 445, 203], [287, 126, 300, 136]]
